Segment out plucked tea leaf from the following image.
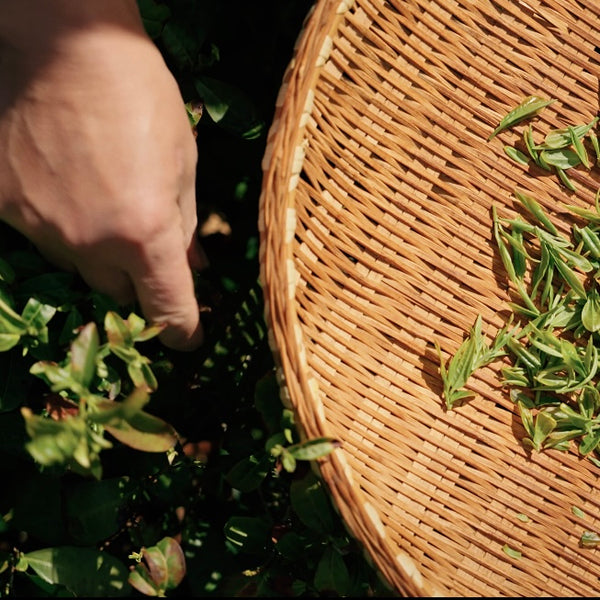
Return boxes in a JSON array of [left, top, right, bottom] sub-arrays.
[[287, 437, 340, 461], [540, 148, 581, 170], [504, 146, 530, 165], [502, 544, 522, 559], [488, 96, 555, 140], [581, 286, 600, 332], [580, 531, 600, 548]]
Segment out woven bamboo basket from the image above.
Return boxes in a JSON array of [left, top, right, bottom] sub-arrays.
[[259, 0, 600, 596]]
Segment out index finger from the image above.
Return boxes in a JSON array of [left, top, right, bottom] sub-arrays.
[[128, 224, 204, 351]]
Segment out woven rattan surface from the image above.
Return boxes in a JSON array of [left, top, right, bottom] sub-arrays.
[[259, 0, 600, 596]]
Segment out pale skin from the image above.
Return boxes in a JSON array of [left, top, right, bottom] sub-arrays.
[[0, 0, 207, 351]]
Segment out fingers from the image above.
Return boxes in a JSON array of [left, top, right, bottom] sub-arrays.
[[125, 222, 204, 352], [77, 262, 136, 306], [179, 181, 209, 272]]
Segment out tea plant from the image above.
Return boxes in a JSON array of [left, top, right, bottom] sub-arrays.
[[0, 1, 388, 597]]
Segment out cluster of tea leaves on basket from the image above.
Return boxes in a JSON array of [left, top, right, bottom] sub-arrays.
[[438, 96, 600, 473], [0, 1, 389, 597]]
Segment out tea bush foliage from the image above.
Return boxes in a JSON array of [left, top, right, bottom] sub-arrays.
[[0, 1, 389, 597]]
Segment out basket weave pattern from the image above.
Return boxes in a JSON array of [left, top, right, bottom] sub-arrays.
[[259, 0, 600, 596]]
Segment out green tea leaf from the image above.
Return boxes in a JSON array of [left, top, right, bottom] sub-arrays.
[[569, 125, 591, 168], [540, 147, 582, 170], [24, 546, 130, 597], [225, 454, 272, 492], [488, 96, 555, 141], [224, 516, 271, 556], [504, 146, 530, 165], [580, 531, 600, 547], [579, 430, 600, 456], [502, 544, 522, 559], [588, 130, 600, 163], [287, 437, 340, 461], [539, 118, 598, 150], [581, 286, 600, 332], [69, 322, 99, 389], [314, 545, 352, 596], [514, 190, 558, 235], [532, 411, 557, 450], [0, 333, 21, 352], [556, 167, 577, 191]]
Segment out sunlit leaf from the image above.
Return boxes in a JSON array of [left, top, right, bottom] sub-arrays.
[[104, 311, 132, 347], [580, 531, 600, 548], [24, 546, 130, 597], [69, 322, 99, 389], [502, 544, 522, 559], [287, 437, 341, 461], [581, 286, 600, 332], [488, 96, 555, 140]]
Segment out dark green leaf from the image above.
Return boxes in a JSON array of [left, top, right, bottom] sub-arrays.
[[65, 477, 133, 545], [225, 453, 272, 492], [194, 76, 265, 139], [314, 545, 351, 595], [137, 0, 171, 39], [290, 471, 335, 534], [224, 516, 271, 556], [24, 546, 130, 597]]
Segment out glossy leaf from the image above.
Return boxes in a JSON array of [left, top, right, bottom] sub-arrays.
[[99, 396, 178, 453], [69, 322, 99, 389]]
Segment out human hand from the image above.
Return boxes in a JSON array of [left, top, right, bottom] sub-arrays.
[[0, 1, 207, 351]]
